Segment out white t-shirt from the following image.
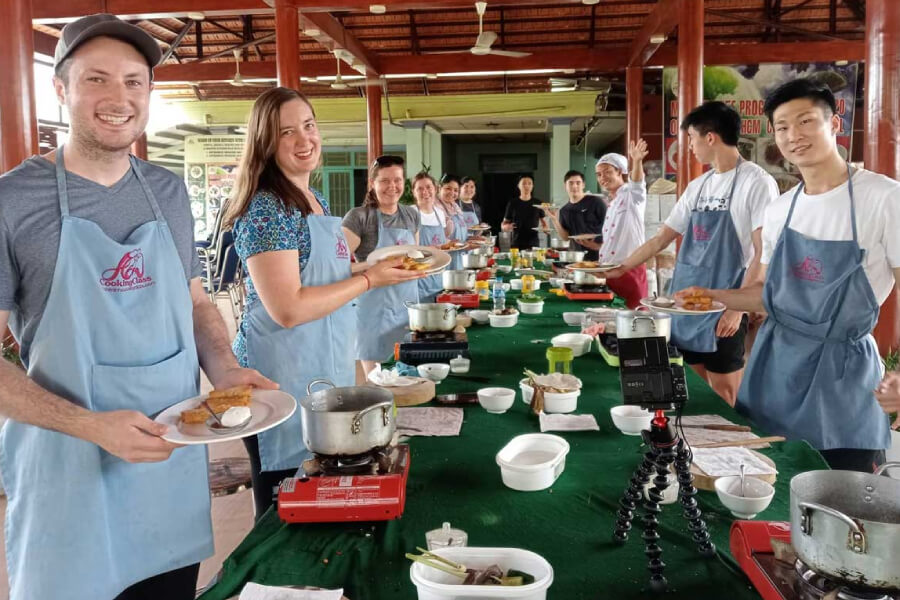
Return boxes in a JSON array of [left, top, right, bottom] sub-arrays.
[[665, 161, 778, 267], [761, 168, 900, 305], [414, 205, 447, 228], [598, 180, 646, 264]]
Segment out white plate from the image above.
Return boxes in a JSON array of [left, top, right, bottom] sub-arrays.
[[370, 375, 421, 387], [366, 244, 452, 275], [532, 227, 553, 233], [639, 297, 727, 315], [569, 233, 601, 241], [156, 389, 297, 445], [467, 223, 491, 231], [435, 241, 469, 252], [565, 262, 621, 273]]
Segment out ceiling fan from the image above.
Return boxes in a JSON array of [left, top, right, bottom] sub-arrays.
[[303, 50, 386, 89], [229, 49, 273, 88], [549, 76, 612, 93], [429, 1, 531, 58]]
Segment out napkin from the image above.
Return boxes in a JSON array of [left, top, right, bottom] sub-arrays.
[[529, 373, 582, 390], [367, 365, 416, 387], [238, 583, 344, 600], [539, 412, 599, 432]]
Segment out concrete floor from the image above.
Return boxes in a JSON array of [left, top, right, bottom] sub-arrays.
[[0, 298, 257, 599]]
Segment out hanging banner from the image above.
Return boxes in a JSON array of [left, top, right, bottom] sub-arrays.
[[663, 63, 859, 193], [184, 135, 246, 240]]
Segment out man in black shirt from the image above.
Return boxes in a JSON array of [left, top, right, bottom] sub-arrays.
[[501, 175, 544, 248], [544, 170, 607, 260]]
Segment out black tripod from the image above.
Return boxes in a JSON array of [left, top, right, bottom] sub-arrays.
[[613, 411, 716, 592]]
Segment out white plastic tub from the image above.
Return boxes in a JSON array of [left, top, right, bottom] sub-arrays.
[[410, 546, 554, 600], [550, 333, 593, 357], [516, 299, 544, 315], [496, 434, 569, 492], [489, 309, 519, 328], [518, 380, 579, 413]]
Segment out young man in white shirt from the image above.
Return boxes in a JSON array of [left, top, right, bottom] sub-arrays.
[[678, 79, 900, 472], [593, 139, 649, 307], [606, 102, 778, 407]]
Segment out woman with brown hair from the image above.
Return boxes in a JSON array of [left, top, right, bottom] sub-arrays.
[[342, 156, 422, 376], [224, 88, 419, 516], [412, 172, 452, 301]]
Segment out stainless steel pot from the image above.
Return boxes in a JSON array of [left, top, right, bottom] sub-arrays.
[[557, 250, 586, 263], [573, 270, 605, 285], [300, 379, 395, 456], [442, 269, 475, 291], [462, 253, 488, 269], [472, 245, 495, 257], [615, 307, 671, 341], [405, 301, 459, 332], [550, 238, 569, 250], [790, 462, 900, 590]]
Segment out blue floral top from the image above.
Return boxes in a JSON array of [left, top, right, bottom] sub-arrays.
[[231, 188, 331, 367]]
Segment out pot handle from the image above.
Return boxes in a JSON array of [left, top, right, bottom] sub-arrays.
[[306, 378, 335, 396], [350, 401, 393, 435], [798, 501, 868, 554], [632, 315, 656, 333], [873, 461, 900, 478]]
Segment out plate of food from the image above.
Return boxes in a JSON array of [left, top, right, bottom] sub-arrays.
[[569, 233, 600, 241], [467, 223, 491, 231], [437, 240, 469, 252], [366, 244, 452, 275], [639, 293, 726, 315], [155, 385, 297, 445], [565, 261, 621, 272]]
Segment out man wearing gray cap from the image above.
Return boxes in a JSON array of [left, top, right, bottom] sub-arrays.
[[0, 14, 274, 600]]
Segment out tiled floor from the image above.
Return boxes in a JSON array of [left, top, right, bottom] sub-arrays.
[[0, 298, 256, 599]]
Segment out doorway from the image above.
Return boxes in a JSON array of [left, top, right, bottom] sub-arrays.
[[481, 172, 529, 234]]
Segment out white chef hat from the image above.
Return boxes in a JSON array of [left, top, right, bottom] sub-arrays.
[[596, 153, 628, 174]]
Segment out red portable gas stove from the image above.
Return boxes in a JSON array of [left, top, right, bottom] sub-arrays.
[[562, 282, 615, 301], [436, 290, 480, 308], [730, 520, 899, 600], [277, 444, 410, 523]]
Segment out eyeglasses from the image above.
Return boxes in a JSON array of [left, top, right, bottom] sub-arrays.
[[372, 155, 405, 169]]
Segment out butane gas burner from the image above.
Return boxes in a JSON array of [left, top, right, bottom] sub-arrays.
[[395, 330, 469, 365], [796, 561, 894, 600]]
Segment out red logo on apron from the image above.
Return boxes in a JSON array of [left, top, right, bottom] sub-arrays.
[[100, 249, 155, 292], [692, 224, 712, 241], [431, 234, 441, 245], [792, 256, 824, 283], [335, 235, 349, 259]]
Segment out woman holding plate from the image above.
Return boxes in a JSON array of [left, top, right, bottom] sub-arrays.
[[437, 174, 470, 270], [412, 172, 453, 301], [343, 156, 424, 378], [225, 89, 420, 516]]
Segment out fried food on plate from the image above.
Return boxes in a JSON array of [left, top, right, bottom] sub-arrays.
[[569, 261, 599, 269], [180, 385, 253, 424], [681, 291, 714, 311]]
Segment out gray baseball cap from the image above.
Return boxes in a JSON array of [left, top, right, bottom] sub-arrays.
[[54, 14, 161, 76]]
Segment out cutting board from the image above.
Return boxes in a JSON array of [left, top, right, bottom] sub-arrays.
[[690, 449, 777, 491], [366, 378, 435, 407]]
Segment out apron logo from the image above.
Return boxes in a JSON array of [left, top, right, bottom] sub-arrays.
[[792, 256, 824, 283], [335, 235, 349, 259], [431, 234, 441, 245], [100, 249, 154, 292], [692, 224, 712, 241]]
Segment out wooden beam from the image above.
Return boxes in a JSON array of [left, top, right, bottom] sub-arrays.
[[300, 11, 379, 75], [33, 29, 57, 56], [1, 0, 38, 172], [275, 0, 301, 89], [627, 0, 679, 67], [159, 19, 194, 64], [705, 7, 845, 42], [676, 0, 703, 200], [366, 84, 383, 166], [625, 66, 641, 150], [154, 58, 332, 81]]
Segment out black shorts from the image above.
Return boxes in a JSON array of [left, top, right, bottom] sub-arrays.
[[680, 314, 749, 374]]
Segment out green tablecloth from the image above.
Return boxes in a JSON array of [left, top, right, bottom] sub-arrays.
[[201, 289, 826, 600]]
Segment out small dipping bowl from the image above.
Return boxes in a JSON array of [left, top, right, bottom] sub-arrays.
[[714, 475, 775, 519]]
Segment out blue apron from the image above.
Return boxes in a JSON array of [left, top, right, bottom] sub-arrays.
[[0, 147, 212, 600], [460, 208, 480, 229], [737, 168, 889, 450], [245, 214, 356, 471], [356, 209, 419, 361], [418, 214, 449, 302], [670, 162, 746, 353], [448, 211, 469, 271]]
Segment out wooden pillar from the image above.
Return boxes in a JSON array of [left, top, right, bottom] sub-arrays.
[[866, 0, 900, 355], [676, 0, 704, 198], [366, 84, 384, 167], [626, 66, 642, 150], [274, 0, 300, 90], [0, 0, 38, 172], [131, 133, 148, 160]]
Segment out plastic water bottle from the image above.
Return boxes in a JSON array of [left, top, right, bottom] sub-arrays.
[[492, 277, 506, 312]]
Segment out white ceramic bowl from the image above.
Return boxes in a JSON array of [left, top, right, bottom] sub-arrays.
[[610, 405, 653, 435], [517, 299, 544, 315], [496, 433, 570, 491], [562, 312, 590, 326], [489, 309, 519, 328], [417, 363, 450, 383], [468, 309, 490, 324], [549, 277, 570, 288], [714, 475, 775, 519], [518, 379, 579, 413], [496, 265, 513, 274], [477, 387, 516, 414], [509, 278, 524, 290], [449, 356, 470, 374], [550, 333, 593, 357]]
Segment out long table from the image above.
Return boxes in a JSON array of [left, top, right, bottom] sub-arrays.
[[200, 288, 826, 600]]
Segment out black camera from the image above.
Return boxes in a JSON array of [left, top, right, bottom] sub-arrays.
[[618, 336, 688, 411]]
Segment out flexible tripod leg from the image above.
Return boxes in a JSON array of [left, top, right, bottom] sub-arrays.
[[642, 440, 676, 592], [612, 444, 659, 544], [674, 440, 716, 557]]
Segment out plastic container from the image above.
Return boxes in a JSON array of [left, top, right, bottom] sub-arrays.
[[475, 280, 491, 301], [410, 546, 554, 600], [425, 522, 468, 551], [546, 346, 573, 374], [518, 379, 579, 413], [549, 333, 593, 358], [489, 309, 519, 328], [517, 298, 544, 315], [562, 312, 590, 326], [496, 433, 570, 492], [509, 278, 524, 291], [449, 355, 470, 374], [468, 309, 490, 324], [521, 275, 536, 294]]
